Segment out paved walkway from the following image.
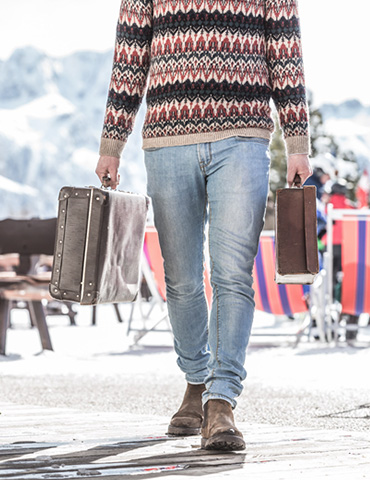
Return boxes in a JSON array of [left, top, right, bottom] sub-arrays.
[[1, 402, 370, 479]]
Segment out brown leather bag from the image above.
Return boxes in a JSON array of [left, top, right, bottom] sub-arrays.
[[275, 185, 319, 284]]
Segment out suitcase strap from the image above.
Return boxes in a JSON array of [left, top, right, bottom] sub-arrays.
[[80, 188, 107, 304], [303, 187, 319, 274]]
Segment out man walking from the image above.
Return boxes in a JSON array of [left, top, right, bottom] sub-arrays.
[[96, 0, 312, 451]]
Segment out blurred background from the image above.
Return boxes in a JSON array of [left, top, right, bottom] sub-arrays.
[[0, 0, 369, 218]]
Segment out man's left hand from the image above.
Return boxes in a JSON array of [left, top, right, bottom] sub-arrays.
[[287, 154, 312, 188]]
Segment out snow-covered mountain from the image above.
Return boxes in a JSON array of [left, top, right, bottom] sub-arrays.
[[0, 47, 370, 219], [320, 99, 370, 173], [0, 47, 147, 219]]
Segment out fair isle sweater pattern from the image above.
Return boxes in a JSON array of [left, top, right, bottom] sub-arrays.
[[100, 0, 310, 158]]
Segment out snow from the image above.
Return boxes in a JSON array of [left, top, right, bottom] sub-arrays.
[[321, 101, 370, 171], [71, 147, 100, 170], [325, 118, 369, 138], [1, 303, 179, 379], [0, 47, 146, 220], [0, 174, 37, 195], [17, 93, 76, 119], [1, 304, 369, 396]]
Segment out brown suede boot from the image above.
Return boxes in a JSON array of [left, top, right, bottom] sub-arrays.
[[201, 399, 245, 451], [167, 383, 206, 436]]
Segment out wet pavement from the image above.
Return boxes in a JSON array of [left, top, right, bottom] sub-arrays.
[[1, 402, 369, 479], [1, 305, 370, 478]]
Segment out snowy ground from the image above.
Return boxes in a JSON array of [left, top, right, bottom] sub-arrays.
[[1, 303, 370, 434]]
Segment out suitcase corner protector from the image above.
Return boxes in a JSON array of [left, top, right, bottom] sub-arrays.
[[49, 283, 61, 300]]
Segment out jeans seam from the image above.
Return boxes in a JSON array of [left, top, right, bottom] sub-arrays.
[[201, 187, 207, 286], [204, 186, 213, 389], [197, 143, 212, 173], [210, 200, 221, 368], [205, 143, 212, 167], [201, 184, 208, 348], [207, 191, 221, 392], [215, 284, 221, 368], [197, 144, 206, 177]]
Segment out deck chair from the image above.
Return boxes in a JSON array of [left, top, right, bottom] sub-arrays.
[[0, 218, 56, 355], [251, 233, 320, 346], [127, 226, 171, 344], [326, 206, 370, 342], [127, 226, 212, 345]]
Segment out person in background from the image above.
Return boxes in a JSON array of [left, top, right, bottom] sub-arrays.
[[326, 180, 359, 342], [95, 0, 312, 450], [304, 166, 330, 200], [328, 180, 355, 284], [263, 192, 275, 232], [316, 205, 327, 268]]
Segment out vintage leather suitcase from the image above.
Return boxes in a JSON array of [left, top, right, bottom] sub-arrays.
[[49, 186, 149, 304], [275, 185, 319, 284]]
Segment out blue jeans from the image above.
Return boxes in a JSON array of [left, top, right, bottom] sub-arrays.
[[144, 136, 271, 408]]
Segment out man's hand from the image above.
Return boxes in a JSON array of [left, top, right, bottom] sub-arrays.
[[95, 155, 120, 190], [287, 154, 312, 188]]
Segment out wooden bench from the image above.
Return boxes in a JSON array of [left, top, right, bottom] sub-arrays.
[[0, 218, 57, 355]]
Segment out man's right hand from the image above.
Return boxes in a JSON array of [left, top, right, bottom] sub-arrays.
[[287, 154, 312, 188], [95, 155, 120, 190]]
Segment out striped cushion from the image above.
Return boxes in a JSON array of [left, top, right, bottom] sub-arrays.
[[253, 236, 307, 315], [341, 219, 370, 315]]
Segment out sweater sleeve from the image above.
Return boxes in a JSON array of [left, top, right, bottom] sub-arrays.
[[99, 0, 153, 158], [264, 0, 311, 155]]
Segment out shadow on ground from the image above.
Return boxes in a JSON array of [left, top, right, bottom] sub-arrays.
[[0, 436, 248, 479]]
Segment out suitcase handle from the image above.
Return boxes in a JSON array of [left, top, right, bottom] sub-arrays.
[[101, 175, 113, 189], [101, 176, 150, 209], [101, 175, 131, 194], [101, 174, 122, 189], [292, 173, 302, 188]]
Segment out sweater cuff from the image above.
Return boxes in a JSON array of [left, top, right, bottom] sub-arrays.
[[99, 137, 126, 158], [285, 136, 311, 156]]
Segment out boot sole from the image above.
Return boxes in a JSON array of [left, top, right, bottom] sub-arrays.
[[167, 425, 201, 436], [201, 433, 246, 451]]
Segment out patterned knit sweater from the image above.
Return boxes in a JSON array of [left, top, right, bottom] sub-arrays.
[[100, 0, 310, 158]]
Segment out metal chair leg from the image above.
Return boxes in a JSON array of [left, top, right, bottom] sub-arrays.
[[113, 304, 123, 323], [0, 299, 10, 355], [28, 301, 53, 351], [92, 304, 123, 326], [91, 305, 97, 326], [66, 303, 77, 326]]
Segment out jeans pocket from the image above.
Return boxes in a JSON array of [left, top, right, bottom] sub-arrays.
[[144, 146, 162, 152], [235, 136, 270, 146]]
